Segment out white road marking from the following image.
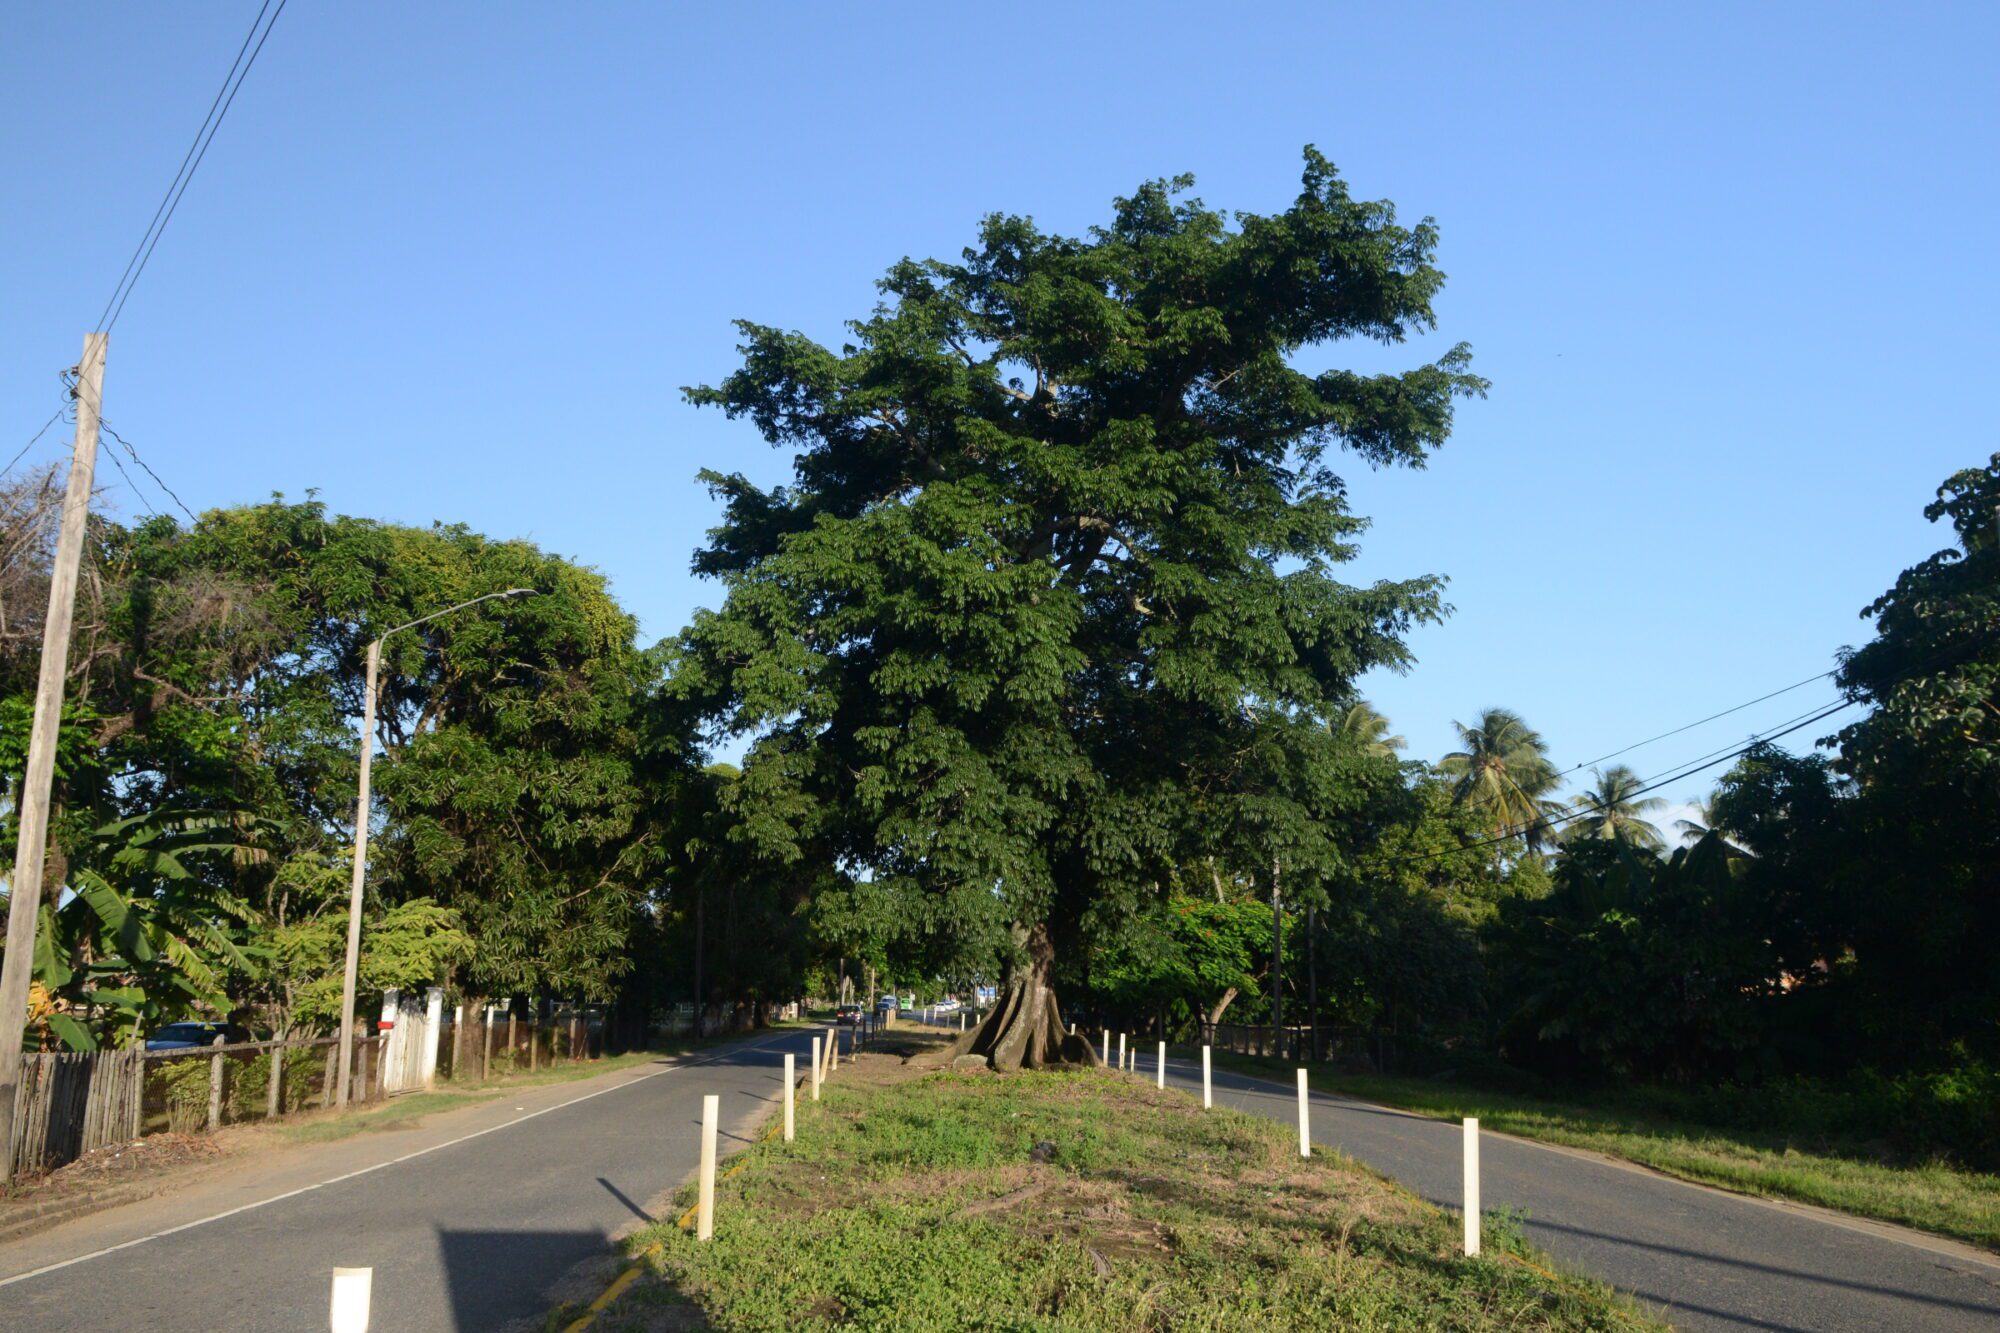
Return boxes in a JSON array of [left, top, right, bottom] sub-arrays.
[[0, 1031, 795, 1289]]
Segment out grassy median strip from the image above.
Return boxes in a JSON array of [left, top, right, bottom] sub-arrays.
[[600, 1059, 1660, 1331], [1216, 1055, 2000, 1253]]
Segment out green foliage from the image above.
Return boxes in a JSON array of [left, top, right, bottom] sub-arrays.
[[1558, 765, 1666, 849], [14, 808, 266, 1050], [1439, 708, 1565, 848], [672, 149, 1483, 995], [1089, 894, 1273, 1029], [1495, 835, 1770, 1082], [2, 490, 667, 1050], [1829, 453, 2000, 1058]]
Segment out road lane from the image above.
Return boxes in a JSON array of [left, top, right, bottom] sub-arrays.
[[1141, 1051, 2000, 1332], [0, 1027, 838, 1332]]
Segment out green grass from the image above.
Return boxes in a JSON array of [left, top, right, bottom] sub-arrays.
[[1210, 1053, 2000, 1252], [591, 1059, 1662, 1331]]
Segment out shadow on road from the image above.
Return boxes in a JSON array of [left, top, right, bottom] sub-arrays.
[[435, 1227, 607, 1332], [597, 1176, 653, 1223]]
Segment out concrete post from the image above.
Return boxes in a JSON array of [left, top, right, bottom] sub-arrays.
[[1463, 1118, 1481, 1256]]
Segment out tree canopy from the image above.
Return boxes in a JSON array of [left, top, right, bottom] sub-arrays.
[[670, 149, 1485, 1068]]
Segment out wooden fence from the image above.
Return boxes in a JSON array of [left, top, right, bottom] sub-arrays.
[[7, 1048, 144, 1178], [7, 1009, 617, 1179]]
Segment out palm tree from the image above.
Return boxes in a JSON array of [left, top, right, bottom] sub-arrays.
[[1560, 765, 1667, 849], [1337, 700, 1406, 759], [1439, 707, 1566, 849]]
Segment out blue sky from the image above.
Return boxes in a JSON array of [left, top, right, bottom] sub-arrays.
[[6, 3, 1995, 825]]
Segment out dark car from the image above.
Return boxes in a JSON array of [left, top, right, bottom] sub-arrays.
[[835, 1004, 864, 1026], [145, 1021, 253, 1051]]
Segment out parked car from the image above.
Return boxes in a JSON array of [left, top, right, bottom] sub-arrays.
[[145, 1021, 253, 1050], [933, 997, 960, 1014], [835, 1004, 865, 1026]]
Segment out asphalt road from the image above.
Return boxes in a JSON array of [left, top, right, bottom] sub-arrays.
[[0, 1027, 833, 1332], [1133, 1048, 2000, 1332]]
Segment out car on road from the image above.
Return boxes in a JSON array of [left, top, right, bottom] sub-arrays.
[[875, 993, 899, 1014], [145, 1021, 253, 1050], [835, 1004, 865, 1026], [933, 997, 960, 1014]]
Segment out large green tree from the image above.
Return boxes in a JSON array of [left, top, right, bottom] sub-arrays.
[[1440, 707, 1565, 848], [1833, 454, 2000, 1058], [671, 150, 1485, 1070]]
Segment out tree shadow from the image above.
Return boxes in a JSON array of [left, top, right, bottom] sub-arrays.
[[434, 1227, 612, 1332]]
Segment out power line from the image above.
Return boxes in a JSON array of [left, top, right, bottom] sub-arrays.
[[2, 406, 67, 478], [99, 444, 162, 521], [1390, 697, 1861, 870], [98, 423, 197, 523], [94, 0, 289, 336], [1553, 668, 1834, 778]]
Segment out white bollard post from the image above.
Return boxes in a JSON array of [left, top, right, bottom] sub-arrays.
[[959, 1011, 966, 1032], [1296, 1069, 1311, 1158], [1156, 1040, 1166, 1089], [810, 1038, 822, 1101], [783, 1053, 795, 1141], [1117, 1032, 1126, 1071], [1201, 1044, 1212, 1108], [1463, 1117, 1481, 1256], [329, 1266, 372, 1333], [697, 1093, 719, 1241], [827, 1025, 838, 1073], [1101, 1029, 1110, 1064]]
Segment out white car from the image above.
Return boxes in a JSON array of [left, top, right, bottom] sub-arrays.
[[933, 997, 960, 1014]]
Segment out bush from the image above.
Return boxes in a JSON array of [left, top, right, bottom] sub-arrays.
[[156, 1057, 215, 1134]]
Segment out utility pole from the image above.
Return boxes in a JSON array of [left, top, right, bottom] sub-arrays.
[[691, 886, 704, 1039], [333, 640, 381, 1108], [0, 335, 107, 1180], [1306, 904, 1319, 1064], [332, 589, 534, 1108], [1269, 857, 1283, 1060]]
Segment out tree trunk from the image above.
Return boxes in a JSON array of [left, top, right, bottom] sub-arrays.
[[945, 923, 1100, 1072], [1206, 986, 1239, 1027]]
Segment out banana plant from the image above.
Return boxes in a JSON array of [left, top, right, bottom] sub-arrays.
[[13, 808, 268, 1051]]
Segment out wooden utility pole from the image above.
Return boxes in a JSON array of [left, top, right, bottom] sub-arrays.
[[0, 335, 107, 1181]]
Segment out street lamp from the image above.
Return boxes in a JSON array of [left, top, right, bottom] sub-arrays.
[[333, 588, 537, 1107]]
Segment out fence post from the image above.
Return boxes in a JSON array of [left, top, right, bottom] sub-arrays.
[[1201, 1044, 1212, 1108], [1156, 1040, 1166, 1089], [507, 1013, 516, 1071], [483, 1009, 494, 1081], [206, 1036, 226, 1133], [357, 1038, 371, 1105], [267, 1038, 284, 1119], [1463, 1118, 1481, 1256], [783, 1053, 796, 1141], [810, 1038, 822, 1102], [697, 1093, 719, 1241], [530, 1021, 539, 1073], [329, 1266, 372, 1333], [129, 1048, 145, 1139], [1296, 1069, 1310, 1158]]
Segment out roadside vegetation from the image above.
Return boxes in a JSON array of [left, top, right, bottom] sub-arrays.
[[1211, 1052, 2000, 1251], [592, 1049, 1662, 1332]]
